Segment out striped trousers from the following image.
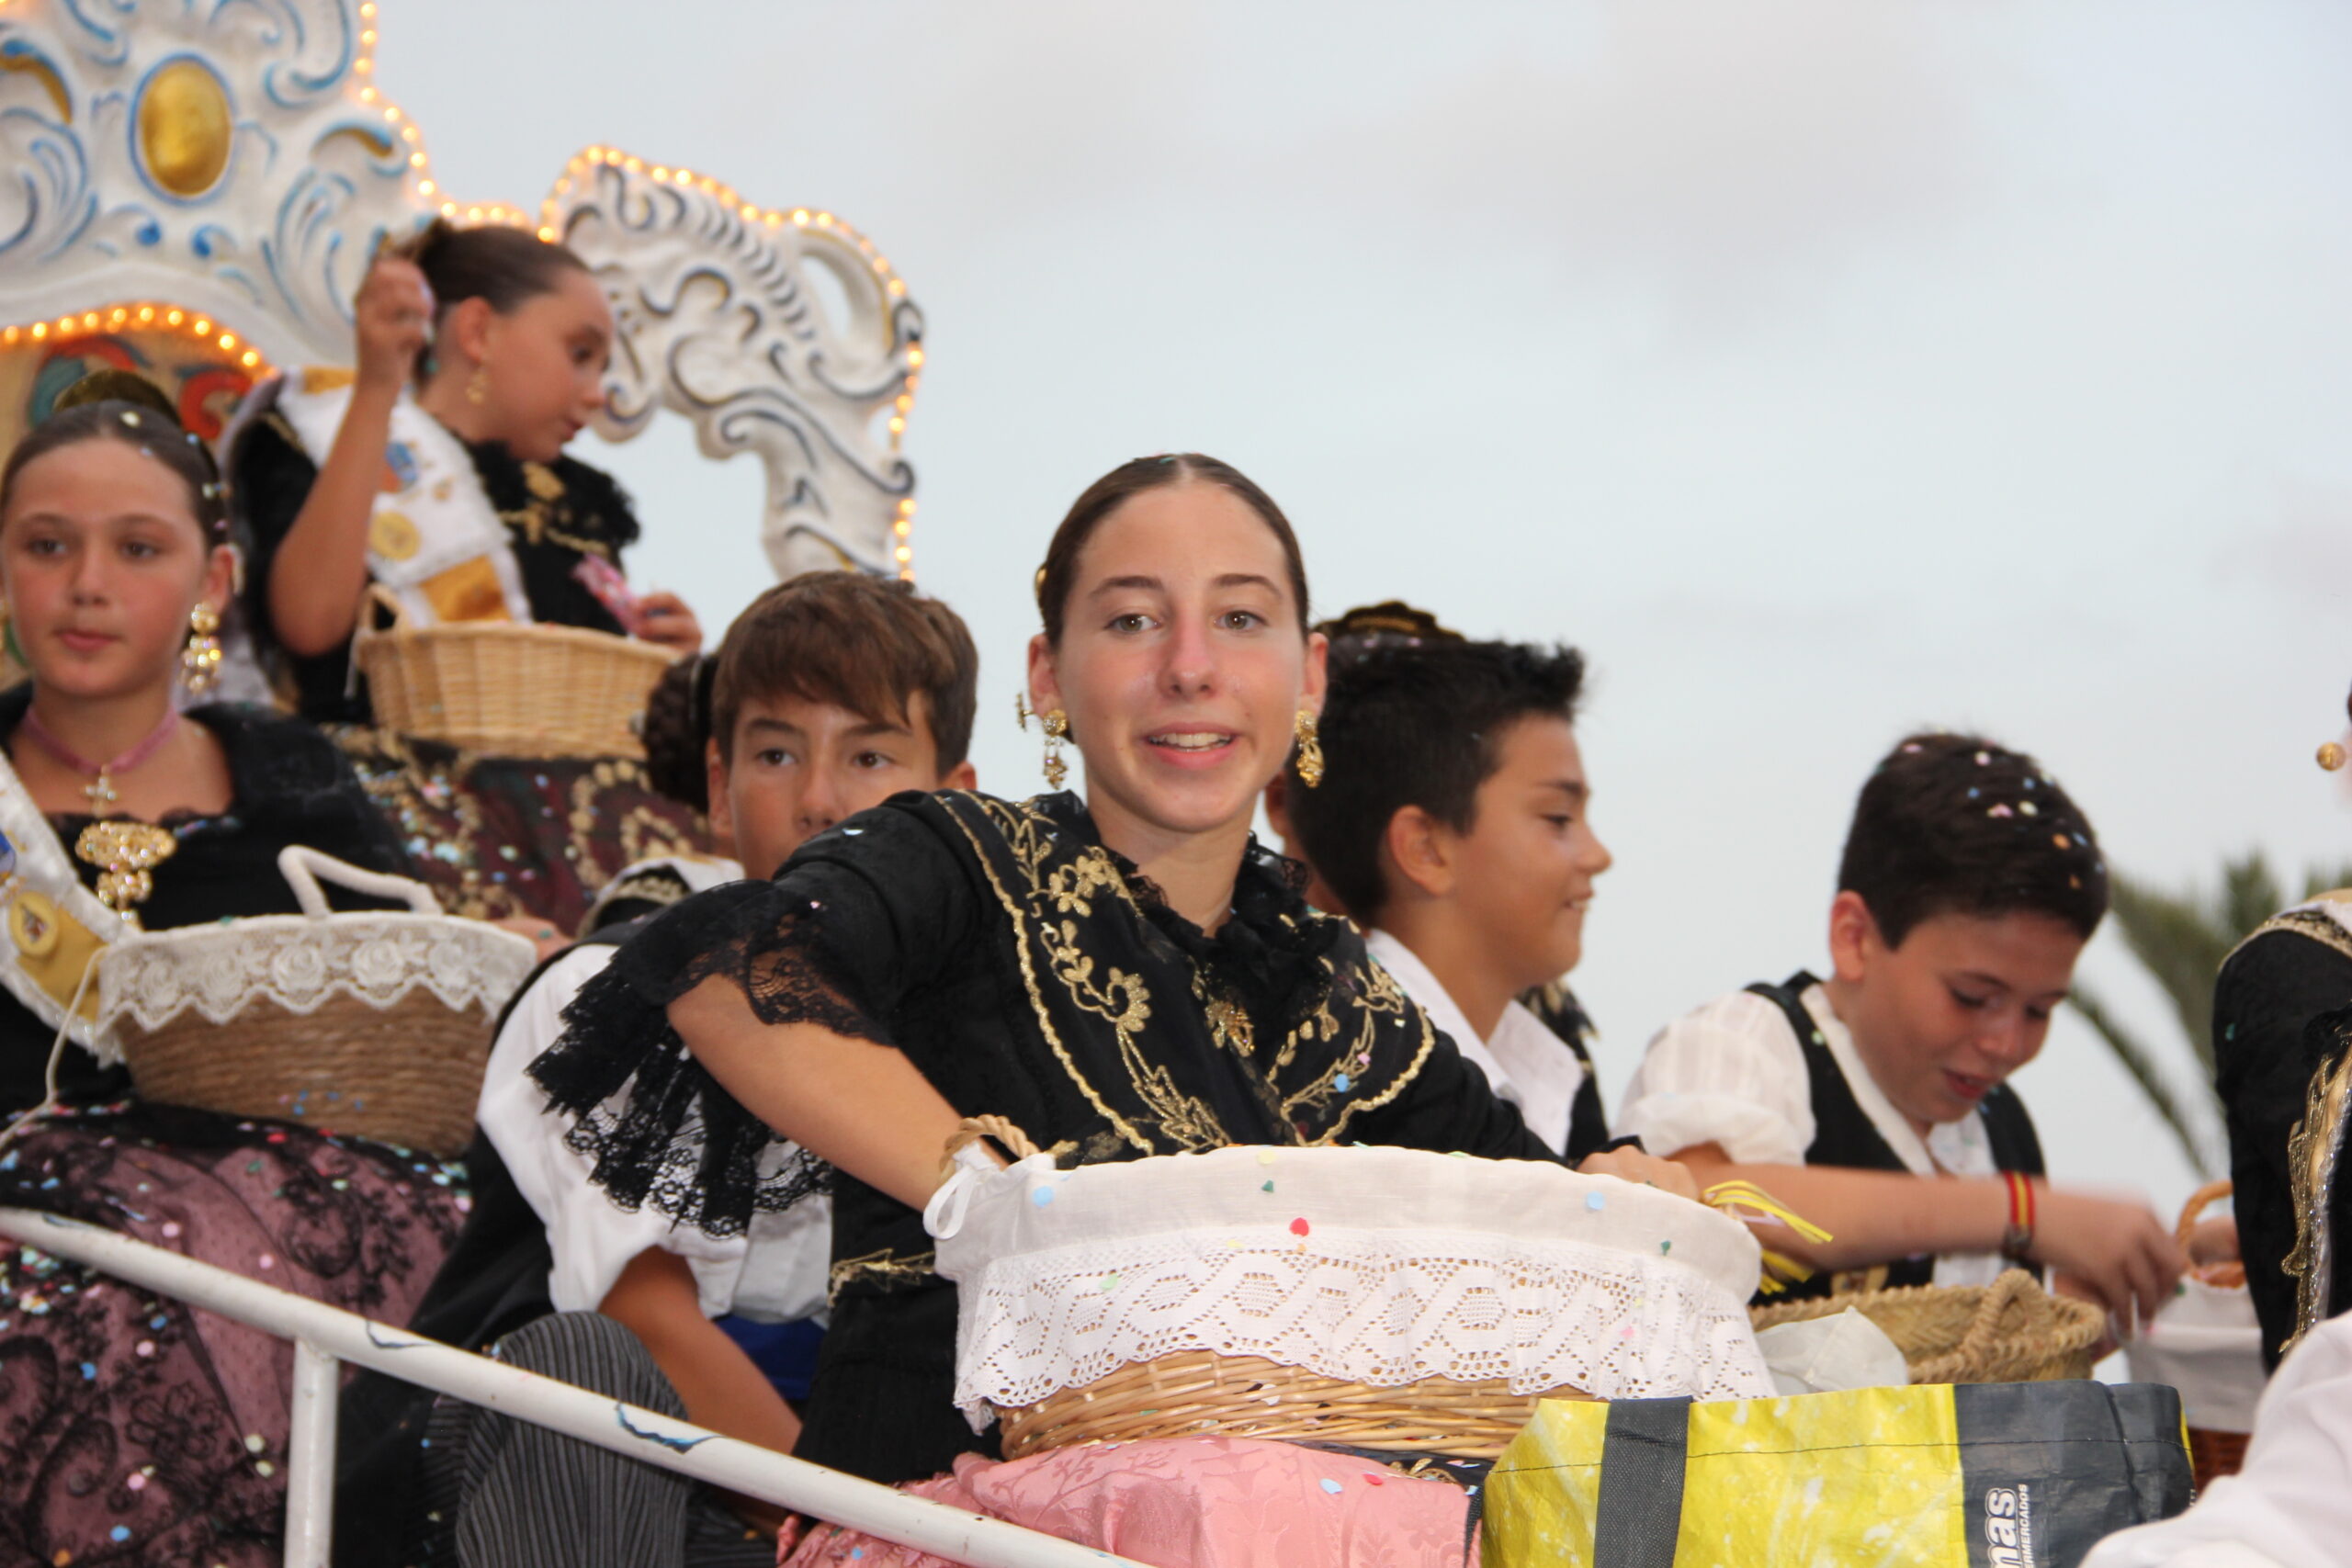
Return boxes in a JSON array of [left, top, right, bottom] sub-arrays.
[[422, 1312, 776, 1568]]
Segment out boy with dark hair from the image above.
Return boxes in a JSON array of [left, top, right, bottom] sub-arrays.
[[1618, 732, 2183, 1323], [1275, 626, 1611, 1159], [336, 571, 979, 1567]]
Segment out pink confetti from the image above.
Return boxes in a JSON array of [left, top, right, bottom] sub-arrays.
[[159, 1224, 180, 1240], [255, 1254, 275, 1270], [125, 1474, 146, 1492]]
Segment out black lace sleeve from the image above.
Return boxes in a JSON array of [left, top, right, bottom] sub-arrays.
[[526, 795, 981, 1235]]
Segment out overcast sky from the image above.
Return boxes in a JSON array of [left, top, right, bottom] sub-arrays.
[[380, 0, 2352, 1222]]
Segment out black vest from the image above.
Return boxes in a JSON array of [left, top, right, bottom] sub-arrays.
[[1744, 970, 2045, 1303]]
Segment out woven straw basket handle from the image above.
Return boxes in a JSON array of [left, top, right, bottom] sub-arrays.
[[277, 845, 442, 919], [2177, 1179, 2245, 1289]]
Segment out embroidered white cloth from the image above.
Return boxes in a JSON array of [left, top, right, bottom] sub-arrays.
[[929, 1145, 1771, 1429], [1617, 978, 2007, 1288], [93, 913, 535, 1063], [1364, 930, 1585, 1156]]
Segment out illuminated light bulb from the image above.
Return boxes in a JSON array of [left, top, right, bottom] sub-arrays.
[[623, 156, 643, 172], [359, 86, 377, 102], [467, 206, 482, 220], [894, 520, 910, 536], [354, 57, 370, 73], [28, 323, 46, 341], [219, 332, 236, 349], [361, 28, 375, 42], [165, 310, 184, 325], [401, 125, 420, 141], [899, 498, 917, 513], [81, 310, 98, 329], [816, 212, 833, 227], [537, 226, 556, 242], [791, 209, 808, 225], [888, 417, 905, 434], [137, 306, 154, 322], [906, 347, 925, 367], [409, 153, 425, 167], [651, 166, 669, 180], [556, 178, 571, 194], [109, 308, 128, 323], [888, 278, 907, 298], [440, 202, 457, 217], [895, 546, 911, 562], [894, 394, 912, 412], [384, 107, 400, 123], [764, 212, 784, 228], [241, 350, 261, 368], [419, 179, 436, 195], [192, 319, 213, 335], [4, 326, 20, 344], [359, 1, 375, 14]]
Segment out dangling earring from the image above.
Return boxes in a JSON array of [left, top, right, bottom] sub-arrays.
[[1014, 694, 1033, 731], [1041, 709, 1069, 790], [1293, 708, 1324, 788], [181, 603, 222, 694], [466, 358, 491, 406]]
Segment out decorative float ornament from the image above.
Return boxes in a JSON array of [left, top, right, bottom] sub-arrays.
[[0, 0, 926, 582]]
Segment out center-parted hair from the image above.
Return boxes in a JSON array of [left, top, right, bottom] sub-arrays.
[[1283, 620, 1587, 922], [709, 570, 978, 771], [1838, 732, 2107, 946]]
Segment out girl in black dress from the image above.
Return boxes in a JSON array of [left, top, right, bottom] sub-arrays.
[[536, 454, 1685, 1490], [0, 382, 464, 1568]]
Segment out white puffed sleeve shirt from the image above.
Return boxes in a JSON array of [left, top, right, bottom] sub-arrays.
[[1615, 978, 2006, 1288], [1363, 930, 1585, 1158]]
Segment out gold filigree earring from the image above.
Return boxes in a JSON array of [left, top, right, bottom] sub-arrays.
[[1042, 709, 1069, 789], [1293, 708, 1324, 788], [466, 358, 491, 405], [181, 602, 222, 694]]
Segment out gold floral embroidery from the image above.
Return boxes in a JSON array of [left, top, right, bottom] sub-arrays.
[[829, 1248, 938, 1306], [2285, 1033, 2352, 1356]]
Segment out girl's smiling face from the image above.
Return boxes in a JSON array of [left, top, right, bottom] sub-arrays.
[[1029, 481, 1326, 859], [0, 436, 234, 702]]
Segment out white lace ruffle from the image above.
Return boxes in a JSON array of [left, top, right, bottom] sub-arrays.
[[933, 1145, 1775, 1427], [92, 913, 537, 1065]]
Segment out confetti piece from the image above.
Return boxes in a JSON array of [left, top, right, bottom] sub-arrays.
[[1319, 1478, 1343, 1495], [1363, 1472, 1386, 1485], [256, 1254, 275, 1270], [2018, 801, 2039, 817], [1987, 805, 2013, 818], [255, 1461, 274, 1476], [108, 1529, 129, 1544], [1974, 751, 1990, 765], [125, 1474, 146, 1492], [1030, 1187, 1057, 1208], [1261, 1180, 1274, 1193], [1659, 1240, 1672, 1255], [1586, 1192, 1606, 1212], [1290, 1217, 1311, 1237], [2052, 834, 2070, 850], [1257, 1150, 1277, 1166], [244, 1435, 266, 1453], [1332, 1075, 1351, 1093], [79, 1362, 95, 1381]]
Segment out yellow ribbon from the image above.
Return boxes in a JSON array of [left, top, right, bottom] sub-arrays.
[[1703, 1179, 1835, 1297]]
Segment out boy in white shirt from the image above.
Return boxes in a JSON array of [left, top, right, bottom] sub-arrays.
[[1617, 732, 2182, 1325], [336, 572, 978, 1568], [1273, 626, 1611, 1159]]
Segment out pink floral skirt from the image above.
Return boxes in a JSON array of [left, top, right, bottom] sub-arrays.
[[781, 1436, 1480, 1568]]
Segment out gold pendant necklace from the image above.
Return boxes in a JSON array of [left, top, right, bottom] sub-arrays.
[[75, 819, 178, 929]]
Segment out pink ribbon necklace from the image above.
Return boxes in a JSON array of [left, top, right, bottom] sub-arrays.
[[17, 705, 183, 811]]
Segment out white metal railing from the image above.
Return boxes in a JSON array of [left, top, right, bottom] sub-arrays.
[[0, 1207, 1148, 1568]]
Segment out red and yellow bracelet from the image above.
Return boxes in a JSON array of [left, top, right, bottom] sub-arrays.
[[1999, 1170, 2037, 1260]]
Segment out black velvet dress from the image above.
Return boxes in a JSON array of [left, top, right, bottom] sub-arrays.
[[532, 789, 1554, 1485], [2213, 907, 2352, 1368]]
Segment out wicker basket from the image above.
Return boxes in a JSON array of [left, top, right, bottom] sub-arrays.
[[1749, 1268, 2103, 1384], [101, 849, 535, 1157], [2174, 1179, 2254, 1493], [998, 1348, 1590, 1461], [353, 590, 673, 758]]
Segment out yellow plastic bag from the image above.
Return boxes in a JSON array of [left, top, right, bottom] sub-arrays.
[[1484, 1382, 2189, 1568]]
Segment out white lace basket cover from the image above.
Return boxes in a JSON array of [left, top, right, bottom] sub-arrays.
[[929, 1145, 1775, 1431], [91, 847, 535, 1064]]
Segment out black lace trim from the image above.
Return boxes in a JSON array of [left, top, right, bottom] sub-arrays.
[[526, 880, 885, 1235]]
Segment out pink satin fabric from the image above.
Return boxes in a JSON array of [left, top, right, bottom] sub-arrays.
[[780, 1436, 1476, 1568]]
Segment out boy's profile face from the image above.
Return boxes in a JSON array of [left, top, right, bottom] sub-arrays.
[[1828, 896, 2085, 1132], [1430, 713, 1611, 987], [709, 691, 976, 879]]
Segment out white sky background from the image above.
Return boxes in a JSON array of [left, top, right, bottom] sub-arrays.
[[380, 0, 2352, 1221]]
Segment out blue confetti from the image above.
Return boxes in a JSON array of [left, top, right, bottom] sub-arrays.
[[110, 1527, 130, 1543], [80, 1361, 96, 1380], [1585, 1192, 1606, 1212], [1332, 1074, 1351, 1093], [1319, 1478, 1343, 1495], [1031, 1186, 1057, 1208]]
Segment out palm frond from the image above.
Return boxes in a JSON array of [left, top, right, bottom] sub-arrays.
[[2067, 986, 2215, 1178]]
